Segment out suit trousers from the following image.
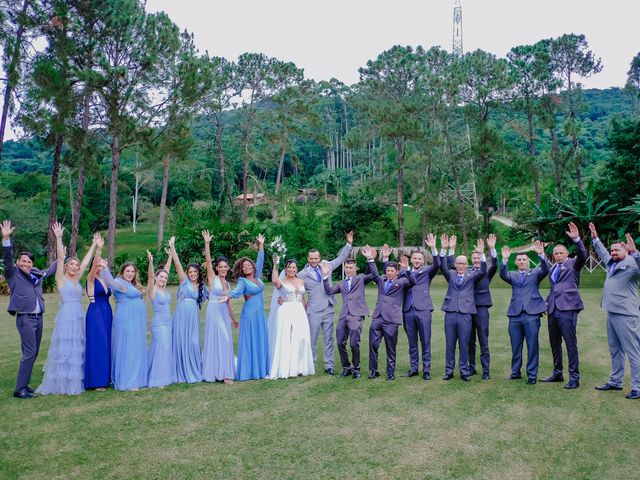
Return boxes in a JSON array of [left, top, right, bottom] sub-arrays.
[[444, 312, 472, 376], [547, 310, 580, 381], [508, 313, 540, 380], [403, 307, 432, 374], [606, 312, 640, 391], [336, 314, 364, 371], [15, 313, 44, 392], [368, 317, 398, 376], [308, 307, 335, 370], [469, 306, 491, 375]]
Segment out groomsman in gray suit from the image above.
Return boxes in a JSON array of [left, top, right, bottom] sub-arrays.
[[440, 235, 487, 381], [368, 257, 416, 380], [2, 220, 57, 399], [321, 246, 378, 379], [542, 222, 587, 389], [590, 223, 640, 400], [499, 241, 549, 384], [298, 231, 353, 375]]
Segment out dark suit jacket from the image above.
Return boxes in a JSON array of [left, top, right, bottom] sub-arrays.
[[447, 254, 497, 307], [440, 260, 487, 314], [500, 255, 549, 316], [3, 241, 57, 315], [545, 239, 587, 313], [371, 270, 416, 324], [384, 255, 440, 312], [323, 261, 378, 320]]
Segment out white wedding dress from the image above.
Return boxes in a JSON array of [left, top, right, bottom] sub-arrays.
[[268, 283, 315, 379]]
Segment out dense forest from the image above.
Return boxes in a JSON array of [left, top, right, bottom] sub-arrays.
[[0, 0, 639, 272]]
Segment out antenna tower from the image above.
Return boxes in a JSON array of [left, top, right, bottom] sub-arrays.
[[452, 0, 463, 56]]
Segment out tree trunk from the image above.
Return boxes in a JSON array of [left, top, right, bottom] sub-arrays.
[[526, 109, 541, 209], [241, 150, 249, 225], [214, 113, 229, 211], [444, 129, 469, 255], [70, 92, 92, 257], [108, 135, 120, 269], [395, 137, 405, 247], [46, 133, 64, 263], [274, 134, 287, 195], [157, 153, 170, 247], [0, 0, 29, 161]]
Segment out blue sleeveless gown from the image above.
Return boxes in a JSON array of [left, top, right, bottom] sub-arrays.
[[173, 279, 203, 383], [148, 289, 175, 387], [202, 276, 236, 381], [84, 279, 112, 389]]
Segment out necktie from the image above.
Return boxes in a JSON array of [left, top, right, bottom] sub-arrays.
[[609, 262, 617, 275], [406, 287, 414, 306], [384, 279, 392, 293], [314, 267, 321, 282], [346, 277, 352, 292], [519, 272, 525, 285], [551, 264, 560, 283], [457, 275, 463, 287]]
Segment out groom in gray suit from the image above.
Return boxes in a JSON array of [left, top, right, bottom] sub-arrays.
[[2, 220, 57, 399], [590, 223, 640, 400], [298, 231, 353, 375]]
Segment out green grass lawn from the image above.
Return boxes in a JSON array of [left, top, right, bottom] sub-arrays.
[[1, 285, 639, 479]]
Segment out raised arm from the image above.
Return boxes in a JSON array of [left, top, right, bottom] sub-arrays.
[[147, 250, 155, 299], [499, 245, 512, 284], [202, 230, 215, 291], [589, 222, 611, 265], [169, 236, 186, 282], [272, 255, 283, 289], [486, 234, 498, 280], [78, 233, 100, 279], [255, 234, 265, 278], [52, 222, 66, 288], [98, 257, 128, 293], [1, 219, 16, 278], [321, 260, 340, 295], [625, 233, 640, 272], [327, 230, 354, 271], [533, 240, 549, 279]]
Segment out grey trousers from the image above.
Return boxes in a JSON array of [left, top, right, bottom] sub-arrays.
[[15, 313, 44, 392], [606, 312, 640, 391], [308, 307, 335, 370]]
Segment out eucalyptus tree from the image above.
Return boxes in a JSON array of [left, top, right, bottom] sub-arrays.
[[625, 52, 640, 116], [549, 33, 602, 192], [92, 0, 181, 265], [356, 45, 429, 246]]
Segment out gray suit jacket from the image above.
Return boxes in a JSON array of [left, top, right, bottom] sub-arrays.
[[499, 255, 549, 316], [3, 241, 57, 315], [298, 243, 352, 314], [546, 239, 587, 313], [448, 254, 497, 307], [594, 239, 640, 316], [323, 260, 378, 319], [440, 260, 487, 314], [372, 269, 416, 324]]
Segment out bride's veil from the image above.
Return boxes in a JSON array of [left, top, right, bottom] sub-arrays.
[[266, 269, 286, 362]]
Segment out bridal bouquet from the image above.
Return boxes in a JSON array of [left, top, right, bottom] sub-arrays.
[[268, 236, 287, 259]]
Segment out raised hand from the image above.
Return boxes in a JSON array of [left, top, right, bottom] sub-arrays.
[[256, 233, 265, 247], [440, 234, 449, 250], [146, 250, 153, 262], [588, 223, 598, 240], [365, 245, 377, 260], [381, 243, 391, 259], [164, 247, 170, 257], [533, 240, 544, 255], [501, 245, 510, 260], [52, 222, 64, 238], [1, 220, 14, 239], [320, 259, 330, 277], [449, 235, 457, 250], [202, 230, 212, 243], [168, 236, 176, 248], [273, 254, 280, 266], [95, 233, 104, 249], [399, 255, 409, 270], [486, 234, 496, 250], [97, 256, 108, 269], [346, 230, 354, 245], [566, 222, 580, 240], [625, 233, 638, 254], [476, 238, 485, 253], [424, 233, 436, 249]]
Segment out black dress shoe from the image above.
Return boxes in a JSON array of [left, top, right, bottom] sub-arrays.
[[423, 372, 431, 381], [442, 373, 454, 381], [625, 390, 640, 399], [352, 371, 361, 379], [460, 375, 471, 382], [387, 374, 395, 381], [527, 378, 537, 385], [324, 368, 335, 376], [541, 374, 565, 383], [13, 389, 34, 399], [25, 386, 35, 394], [340, 369, 352, 377], [404, 370, 419, 378], [482, 373, 491, 381], [595, 383, 623, 391], [368, 371, 380, 379], [564, 380, 579, 389], [470, 368, 478, 376], [507, 374, 522, 380]]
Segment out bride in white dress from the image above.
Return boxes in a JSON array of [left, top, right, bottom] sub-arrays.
[[268, 256, 315, 379]]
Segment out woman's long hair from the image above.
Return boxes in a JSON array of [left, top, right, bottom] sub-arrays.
[[232, 256, 257, 280], [119, 262, 143, 293], [214, 256, 231, 292], [186, 263, 205, 309]]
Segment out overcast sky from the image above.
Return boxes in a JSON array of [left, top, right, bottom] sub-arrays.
[[147, 0, 638, 88]]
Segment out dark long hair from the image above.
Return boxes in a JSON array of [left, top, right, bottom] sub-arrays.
[[186, 263, 205, 309], [232, 256, 257, 280], [214, 256, 231, 291]]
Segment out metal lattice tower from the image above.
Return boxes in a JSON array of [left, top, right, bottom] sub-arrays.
[[452, 0, 463, 56]]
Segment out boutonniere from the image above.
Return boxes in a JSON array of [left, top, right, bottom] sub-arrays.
[[619, 265, 628, 271]]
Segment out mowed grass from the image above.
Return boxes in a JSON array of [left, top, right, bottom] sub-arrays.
[[1, 281, 639, 480]]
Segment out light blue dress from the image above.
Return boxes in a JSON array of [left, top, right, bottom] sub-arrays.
[[173, 278, 204, 383], [148, 289, 175, 387], [202, 276, 236, 381], [101, 269, 147, 391], [36, 280, 85, 395], [229, 250, 269, 381]]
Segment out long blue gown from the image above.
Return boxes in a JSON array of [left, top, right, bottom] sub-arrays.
[[229, 250, 269, 381], [36, 280, 85, 395], [148, 289, 175, 387], [101, 269, 147, 391], [202, 276, 236, 381], [83, 279, 112, 389], [173, 278, 204, 383]]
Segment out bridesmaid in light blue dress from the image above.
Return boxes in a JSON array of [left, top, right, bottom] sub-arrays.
[[202, 231, 237, 384], [222, 234, 269, 381], [168, 236, 207, 384], [37, 225, 99, 395], [100, 260, 147, 391], [147, 250, 175, 388]]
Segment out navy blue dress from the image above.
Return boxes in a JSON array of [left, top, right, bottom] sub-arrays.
[[83, 279, 113, 389]]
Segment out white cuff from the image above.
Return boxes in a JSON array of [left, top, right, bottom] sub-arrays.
[[490, 248, 497, 257], [2, 239, 10, 247]]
